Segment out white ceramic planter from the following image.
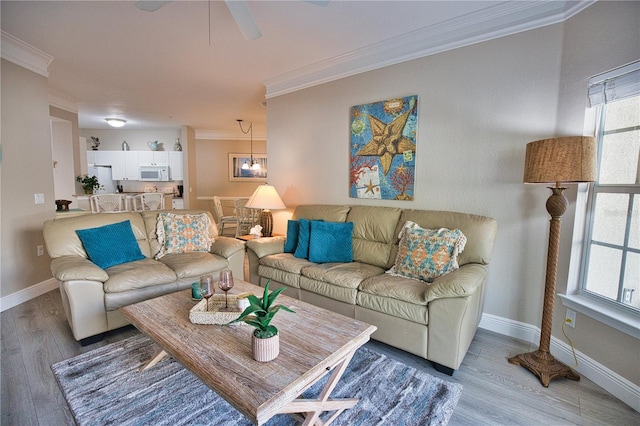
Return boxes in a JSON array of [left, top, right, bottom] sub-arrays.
[[252, 333, 279, 362]]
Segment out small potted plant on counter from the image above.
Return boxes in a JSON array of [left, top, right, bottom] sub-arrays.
[[76, 175, 104, 194], [227, 280, 295, 362]]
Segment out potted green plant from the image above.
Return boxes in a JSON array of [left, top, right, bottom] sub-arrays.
[[228, 280, 295, 361], [76, 175, 104, 194]]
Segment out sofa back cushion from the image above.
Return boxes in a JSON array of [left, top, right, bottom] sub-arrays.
[[292, 205, 351, 222], [141, 209, 218, 259], [43, 212, 151, 259], [391, 210, 497, 268], [347, 206, 402, 268]]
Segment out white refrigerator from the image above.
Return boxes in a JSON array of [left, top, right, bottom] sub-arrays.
[[87, 165, 117, 194]]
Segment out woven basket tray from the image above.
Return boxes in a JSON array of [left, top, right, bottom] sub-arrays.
[[189, 294, 248, 325]]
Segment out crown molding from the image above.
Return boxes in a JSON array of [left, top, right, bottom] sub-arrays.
[[1, 31, 53, 78], [195, 129, 267, 141], [264, 0, 596, 99], [49, 89, 79, 113]]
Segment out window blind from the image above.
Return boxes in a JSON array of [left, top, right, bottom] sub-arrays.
[[588, 60, 640, 107]]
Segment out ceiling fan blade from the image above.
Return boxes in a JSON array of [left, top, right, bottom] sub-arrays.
[[135, 1, 172, 13], [224, 0, 262, 41]]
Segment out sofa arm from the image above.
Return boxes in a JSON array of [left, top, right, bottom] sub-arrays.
[[210, 236, 245, 258], [245, 236, 285, 258], [50, 256, 109, 282], [425, 263, 487, 303], [245, 237, 285, 285]]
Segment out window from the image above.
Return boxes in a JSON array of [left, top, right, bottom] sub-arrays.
[[581, 62, 640, 313]]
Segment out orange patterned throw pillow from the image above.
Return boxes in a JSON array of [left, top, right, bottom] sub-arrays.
[[387, 221, 467, 282], [155, 212, 213, 259]]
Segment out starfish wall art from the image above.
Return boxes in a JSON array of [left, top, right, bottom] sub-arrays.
[[350, 95, 418, 200]]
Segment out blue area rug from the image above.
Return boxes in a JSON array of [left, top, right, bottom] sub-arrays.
[[52, 334, 462, 425]]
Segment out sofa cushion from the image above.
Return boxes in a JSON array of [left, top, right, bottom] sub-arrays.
[[155, 212, 214, 259], [283, 220, 299, 253], [300, 277, 358, 304], [103, 258, 177, 293], [292, 205, 351, 222], [141, 210, 217, 259], [75, 220, 146, 269], [260, 253, 315, 274], [44, 212, 151, 259], [308, 221, 353, 263], [347, 206, 402, 268], [158, 252, 228, 279], [294, 219, 313, 259], [301, 262, 384, 289], [388, 221, 467, 282], [392, 210, 497, 267], [358, 273, 430, 305], [356, 291, 429, 325]]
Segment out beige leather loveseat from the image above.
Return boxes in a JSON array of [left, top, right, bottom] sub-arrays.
[[245, 205, 497, 375], [43, 209, 245, 345]]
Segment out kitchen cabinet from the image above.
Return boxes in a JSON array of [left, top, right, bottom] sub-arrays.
[[87, 150, 110, 166], [109, 151, 139, 180], [138, 151, 168, 166], [169, 152, 184, 181]]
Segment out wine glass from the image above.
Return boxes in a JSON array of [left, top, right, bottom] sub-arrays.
[[199, 275, 214, 311], [218, 269, 234, 310]]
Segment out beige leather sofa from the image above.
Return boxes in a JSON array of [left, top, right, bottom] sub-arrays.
[[246, 205, 497, 375], [43, 209, 245, 345]]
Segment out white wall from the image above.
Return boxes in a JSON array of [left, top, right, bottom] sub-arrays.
[[266, 2, 639, 386]]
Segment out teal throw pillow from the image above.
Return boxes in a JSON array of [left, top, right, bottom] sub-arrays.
[[293, 219, 312, 259], [308, 221, 353, 263], [284, 220, 299, 253], [76, 220, 145, 269]]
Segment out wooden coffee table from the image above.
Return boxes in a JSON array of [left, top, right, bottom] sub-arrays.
[[120, 280, 376, 425]]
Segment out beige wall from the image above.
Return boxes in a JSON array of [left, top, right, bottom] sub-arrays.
[[1, 59, 56, 297], [266, 2, 639, 385], [192, 138, 267, 212]]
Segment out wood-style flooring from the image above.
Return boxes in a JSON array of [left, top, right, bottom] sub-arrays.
[[2, 289, 638, 425]]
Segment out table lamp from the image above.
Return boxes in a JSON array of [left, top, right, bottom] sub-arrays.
[[508, 136, 596, 387], [245, 184, 286, 237]]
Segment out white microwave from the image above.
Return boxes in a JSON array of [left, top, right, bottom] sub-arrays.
[[139, 165, 169, 181]]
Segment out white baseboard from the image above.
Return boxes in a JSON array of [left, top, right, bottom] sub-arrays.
[[0, 278, 58, 312], [480, 313, 640, 412]]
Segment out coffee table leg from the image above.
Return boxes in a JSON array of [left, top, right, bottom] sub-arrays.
[[279, 351, 359, 426], [140, 349, 168, 371]]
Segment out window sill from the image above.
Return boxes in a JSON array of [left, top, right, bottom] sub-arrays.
[[559, 294, 640, 340]]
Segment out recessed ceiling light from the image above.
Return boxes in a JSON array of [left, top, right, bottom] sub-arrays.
[[105, 118, 127, 128]]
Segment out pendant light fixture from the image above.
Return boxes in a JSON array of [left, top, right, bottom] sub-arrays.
[[237, 119, 260, 171]]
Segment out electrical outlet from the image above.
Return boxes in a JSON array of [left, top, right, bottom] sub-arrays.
[[565, 309, 576, 328], [34, 193, 45, 205], [37, 245, 44, 256]]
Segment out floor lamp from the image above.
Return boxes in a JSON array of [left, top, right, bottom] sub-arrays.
[[245, 184, 286, 237], [508, 136, 596, 387]]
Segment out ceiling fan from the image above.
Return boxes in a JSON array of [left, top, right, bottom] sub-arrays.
[[135, 1, 328, 41]]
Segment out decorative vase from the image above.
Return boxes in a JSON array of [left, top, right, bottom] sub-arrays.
[[252, 333, 279, 362], [83, 188, 93, 195]]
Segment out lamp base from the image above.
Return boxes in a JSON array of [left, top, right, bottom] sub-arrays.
[[260, 210, 273, 237], [508, 349, 580, 387]]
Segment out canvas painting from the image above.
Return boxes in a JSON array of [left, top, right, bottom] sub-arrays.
[[349, 96, 418, 200]]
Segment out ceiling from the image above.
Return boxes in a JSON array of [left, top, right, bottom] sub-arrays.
[[1, 1, 594, 139]]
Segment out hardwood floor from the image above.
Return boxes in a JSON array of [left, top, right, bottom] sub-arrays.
[[2, 289, 638, 425]]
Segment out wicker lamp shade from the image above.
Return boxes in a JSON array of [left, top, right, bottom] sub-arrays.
[[524, 136, 597, 185], [509, 135, 597, 387]]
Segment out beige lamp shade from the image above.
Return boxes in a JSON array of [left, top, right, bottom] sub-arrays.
[[523, 136, 597, 184], [245, 184, 286, 210]]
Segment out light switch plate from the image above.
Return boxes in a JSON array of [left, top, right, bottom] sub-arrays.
[[34, 193, 45, 204]]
